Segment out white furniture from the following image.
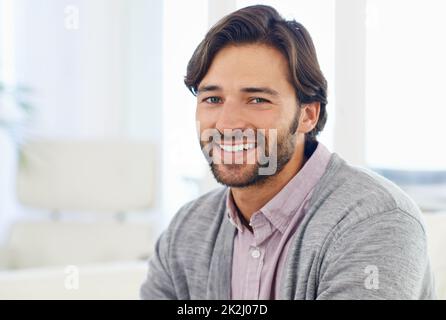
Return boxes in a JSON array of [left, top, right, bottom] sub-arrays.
[[16, 139, 156, 212], [2, 220, 157, 269], [0, 139, 158, 299], [0, 261, 148, 300], [423, 212, 446, 299]]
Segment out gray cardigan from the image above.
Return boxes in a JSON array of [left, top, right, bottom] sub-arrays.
[[140, 153, 436, 299]]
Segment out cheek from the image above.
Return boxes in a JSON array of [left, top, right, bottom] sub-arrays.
[[277, 104, 299, 131], [196, 105, 218, 122], [253, 111, 282, 131], [195, 107, 219, 142]]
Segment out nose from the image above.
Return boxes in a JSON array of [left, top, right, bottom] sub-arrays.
[[215, 99, 248, 133]]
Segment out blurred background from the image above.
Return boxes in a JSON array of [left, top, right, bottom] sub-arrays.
[[0, 0, 445, 299]]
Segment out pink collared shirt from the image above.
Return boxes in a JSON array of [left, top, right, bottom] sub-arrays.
[[227, 142, 332, 299]]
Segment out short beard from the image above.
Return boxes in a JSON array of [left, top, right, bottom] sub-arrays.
[[205, 111, 299, 188]]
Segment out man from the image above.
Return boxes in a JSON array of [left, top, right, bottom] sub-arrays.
[[141, 5, 435, 299]]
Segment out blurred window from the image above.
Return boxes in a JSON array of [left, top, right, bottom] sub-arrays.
[[366, 0, 446, 210]]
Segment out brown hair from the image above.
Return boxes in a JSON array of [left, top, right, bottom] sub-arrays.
[[185, 5, 328, 142]]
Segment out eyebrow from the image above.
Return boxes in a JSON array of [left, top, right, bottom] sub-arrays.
[[197, 85, 222, 95], [240, 87, 279, 96], [197, 85, 279, 96]]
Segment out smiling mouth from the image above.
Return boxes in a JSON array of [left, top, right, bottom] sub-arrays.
[[217, 143, 256, 152]]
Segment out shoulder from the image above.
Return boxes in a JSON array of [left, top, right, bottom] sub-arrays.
[[309, 153, 427, 239], [171, 186, 228, 224], [309, 156, 434, 298], [164, 186, 229, 244]]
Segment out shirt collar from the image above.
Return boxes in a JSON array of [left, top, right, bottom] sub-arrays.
[[261, 142, 332, 233], [226, 190, 244, 232]]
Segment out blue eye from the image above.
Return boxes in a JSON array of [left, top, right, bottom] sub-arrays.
[[204, 96, 222, 104], [250, 97, 270, 104]]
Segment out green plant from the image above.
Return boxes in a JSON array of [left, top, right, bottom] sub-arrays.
[[0, 82, 34, 167], [0, 81, 33, 132]]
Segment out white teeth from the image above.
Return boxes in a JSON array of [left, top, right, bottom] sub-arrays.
[[219, 143, 255, 152]]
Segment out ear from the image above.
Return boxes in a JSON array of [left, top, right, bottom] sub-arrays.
[[298, 102, 320, 134]]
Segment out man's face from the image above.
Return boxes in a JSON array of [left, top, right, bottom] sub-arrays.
[[196, 44, 302, 187]]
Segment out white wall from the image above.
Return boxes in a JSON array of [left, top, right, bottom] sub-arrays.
[[0, 0, 165, 230], [333, 0, 366, 166], [12, 0, 163, 141], [161, 0, 210, 223]]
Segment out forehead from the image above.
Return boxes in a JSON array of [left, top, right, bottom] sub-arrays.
[[200, 43, 291, 90]]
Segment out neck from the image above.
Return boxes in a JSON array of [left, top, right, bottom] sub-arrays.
[[231, 138, 307, 223]]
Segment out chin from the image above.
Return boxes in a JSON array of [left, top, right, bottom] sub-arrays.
[[210, 163, 269, 188]]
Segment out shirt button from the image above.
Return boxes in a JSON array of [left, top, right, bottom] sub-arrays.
[[251, 248, 261, 259]]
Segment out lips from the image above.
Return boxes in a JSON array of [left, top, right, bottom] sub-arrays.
[[210, 142, 258, 165]]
